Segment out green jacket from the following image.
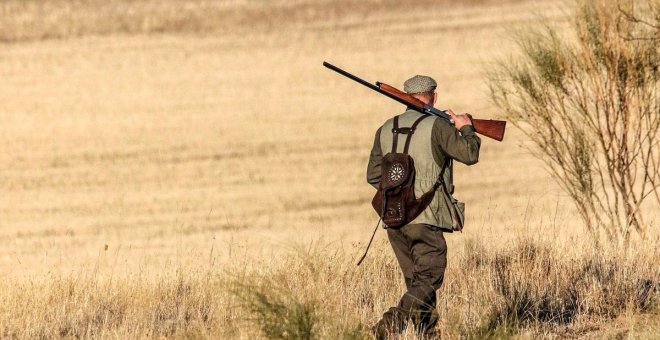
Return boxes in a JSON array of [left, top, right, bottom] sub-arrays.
[[366, 109, 481, 231]]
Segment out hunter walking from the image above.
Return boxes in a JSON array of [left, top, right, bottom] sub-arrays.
[[366, 75, 481, 339]]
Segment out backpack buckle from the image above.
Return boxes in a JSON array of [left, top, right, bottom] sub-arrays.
[[392, 127, 413, 134]]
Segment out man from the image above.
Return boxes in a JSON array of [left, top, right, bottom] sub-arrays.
[[366, 75, 480, 339]]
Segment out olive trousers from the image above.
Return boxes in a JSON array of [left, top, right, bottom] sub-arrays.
[[373, 223, 447, 339]]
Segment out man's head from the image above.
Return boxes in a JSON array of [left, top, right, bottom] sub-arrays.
[[404, 75, 437, 105]]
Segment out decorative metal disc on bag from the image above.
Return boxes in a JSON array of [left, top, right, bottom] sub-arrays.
[[389, 163, 405, 183]]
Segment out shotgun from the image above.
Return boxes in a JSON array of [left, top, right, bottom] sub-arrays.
[[323, 61, 506, 141]]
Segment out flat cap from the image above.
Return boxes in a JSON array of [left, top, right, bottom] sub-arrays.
[[403, 75, 437, 94]]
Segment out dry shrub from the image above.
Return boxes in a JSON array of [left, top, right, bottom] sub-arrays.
[[488, 0, 660, 245]]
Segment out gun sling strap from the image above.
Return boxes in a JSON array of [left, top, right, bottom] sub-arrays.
[[357, 114, 450, 266]]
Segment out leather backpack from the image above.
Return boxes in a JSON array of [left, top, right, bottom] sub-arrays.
[[371, 114, 448, 228]]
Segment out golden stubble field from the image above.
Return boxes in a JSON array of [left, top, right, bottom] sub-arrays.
[[0, 0, 658, 338], [1, 0, 572, 275]]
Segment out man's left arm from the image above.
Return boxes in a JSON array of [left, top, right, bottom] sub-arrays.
[[366, 127, 383, 189], [432, 119, 481, 165]]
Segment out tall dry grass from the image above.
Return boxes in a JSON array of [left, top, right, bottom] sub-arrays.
[[1, 235, 657, 339], [0, 267, 218, 338]]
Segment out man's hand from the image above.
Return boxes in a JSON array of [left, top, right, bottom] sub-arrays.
[[447, 109, 473, 130]]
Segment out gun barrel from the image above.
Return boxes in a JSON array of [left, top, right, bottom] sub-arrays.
[[323, 61, 506, 141], [323, 61, 424, 113], [323, 62, 380, 92]]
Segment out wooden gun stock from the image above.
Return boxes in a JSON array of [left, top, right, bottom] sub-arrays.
[[378, 82, 507, 142], [378, 83, 428, 109], [469, 117, 507, 142]]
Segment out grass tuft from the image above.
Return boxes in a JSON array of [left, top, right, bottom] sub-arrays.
[[231, 281, 318, 340], [475, 239, 658, 336]]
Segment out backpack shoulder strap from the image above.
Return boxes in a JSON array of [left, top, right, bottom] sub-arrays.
[[402, 115, 429, 154], [391, 116, 400, 153]]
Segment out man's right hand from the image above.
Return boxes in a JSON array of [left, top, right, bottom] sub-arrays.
[[447, 109, 473, 130]]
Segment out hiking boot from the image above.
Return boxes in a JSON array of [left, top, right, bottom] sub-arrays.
[[372, 307, 407, 340], [371, 320, 391, 340]]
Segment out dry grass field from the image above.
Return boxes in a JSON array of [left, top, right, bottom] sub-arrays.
[[0, 0, 658, 339]]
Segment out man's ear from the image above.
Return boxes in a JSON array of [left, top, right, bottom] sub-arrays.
[[432, 92, 437, 106]]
